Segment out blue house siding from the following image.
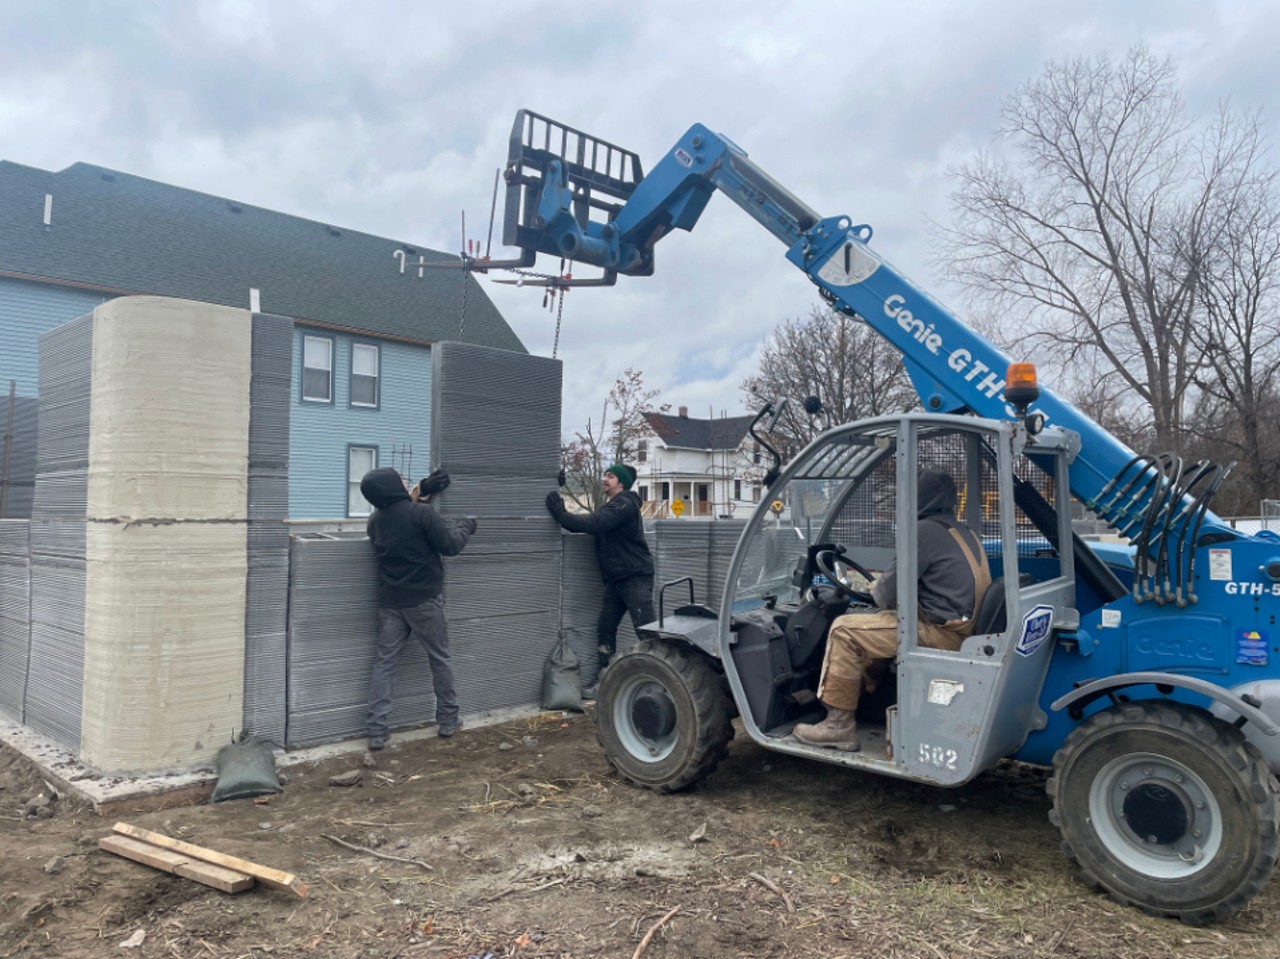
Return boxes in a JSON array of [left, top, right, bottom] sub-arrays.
[[289, 327, 432, 518], [0, 276, 112, 396]]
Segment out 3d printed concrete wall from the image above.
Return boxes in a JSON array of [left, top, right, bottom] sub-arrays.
[[1, 298, 776, 772]]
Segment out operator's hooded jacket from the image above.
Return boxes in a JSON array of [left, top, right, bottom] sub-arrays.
[[548, 489, 654, 584], [361, 468, 472, 608], [870, 469, 988, 624]]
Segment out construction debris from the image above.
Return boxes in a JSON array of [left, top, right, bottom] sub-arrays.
[[100, 835, 255, 893], [105, 822, 308, 896], [328, 770, 363, 788]]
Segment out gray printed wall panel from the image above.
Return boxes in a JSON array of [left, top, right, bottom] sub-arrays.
[[285, 342, 566, 746], [284, 536, 379, 747], [0, 521, 30, 720], [24, 315, 92, 750], [243, 312, 293, 744], [0, 396, 38, 519], [431, 342, 564, 713]]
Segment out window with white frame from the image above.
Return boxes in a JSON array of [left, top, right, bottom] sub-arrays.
[[348, 447, 377, 516], [351, 343, 380, 407], [303, 335, 333, 402], [637, 439, 648, 463]]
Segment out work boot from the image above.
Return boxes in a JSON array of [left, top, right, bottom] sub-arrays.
[[793, 708, 861, 752], [437, 719, 463, 739]]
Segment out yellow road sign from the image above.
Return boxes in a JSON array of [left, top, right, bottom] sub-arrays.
[[671, 499, 685, 516], [770, 499, 784, 514]]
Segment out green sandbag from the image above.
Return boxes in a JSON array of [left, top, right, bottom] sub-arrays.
[[542, 633, 584, 712], [210, 736, 283, 803]]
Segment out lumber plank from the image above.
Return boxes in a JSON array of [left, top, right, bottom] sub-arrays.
[[112, 822, 309, 897], [100, 835, 254, 893]]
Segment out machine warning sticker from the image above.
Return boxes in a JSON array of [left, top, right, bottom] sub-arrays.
[[1015, 605, 1054, 657], [1101, 609, 1121, 628], [1209, 549, 1233, 581], [1238, 629, 1269, 666], [674, 148, 694, 168], [927, 679, 964, 706]]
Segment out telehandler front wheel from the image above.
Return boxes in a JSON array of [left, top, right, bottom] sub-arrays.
[[1048, 700, 1280, 924], [596, 640, 734, 793]]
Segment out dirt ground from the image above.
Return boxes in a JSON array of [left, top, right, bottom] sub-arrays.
[[3, 710, 1279, 959]]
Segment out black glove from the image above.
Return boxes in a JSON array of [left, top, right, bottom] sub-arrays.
[[546, 491, 565, 514], [459, 516, 477, 536], [557, 468, 567, 487], [419, 468, 451, 497]]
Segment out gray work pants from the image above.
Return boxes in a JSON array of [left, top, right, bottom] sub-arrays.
[[367, 596, 458, 738]]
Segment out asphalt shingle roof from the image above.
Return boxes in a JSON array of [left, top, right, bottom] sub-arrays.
[[644, 411, 755, 450], [0, 160, 524, 351]]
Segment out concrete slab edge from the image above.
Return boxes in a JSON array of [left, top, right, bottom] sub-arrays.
[[0, 703, 553, 816]]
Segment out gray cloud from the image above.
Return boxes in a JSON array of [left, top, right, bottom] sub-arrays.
[[3, 0, 1277, 435]]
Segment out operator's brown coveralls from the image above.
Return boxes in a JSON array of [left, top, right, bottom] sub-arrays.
[[816, 471, 992, 715]]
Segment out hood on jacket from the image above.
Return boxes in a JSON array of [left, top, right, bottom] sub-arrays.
[[361, 467, 411, 509], [917, 469, 958, 518]]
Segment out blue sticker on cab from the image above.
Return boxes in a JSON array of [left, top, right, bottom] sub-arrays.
[[1238, 629, 1269, 666]]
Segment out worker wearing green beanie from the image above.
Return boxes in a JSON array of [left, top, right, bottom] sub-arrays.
[[605, 463, 635, 490], [546, 461, 654, 698]]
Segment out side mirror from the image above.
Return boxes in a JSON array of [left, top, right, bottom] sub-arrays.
[[764, 397, 789, 433]]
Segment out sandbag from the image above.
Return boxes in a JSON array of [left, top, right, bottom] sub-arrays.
[[210, 736, 282, 803], [541, 633, 584, 712]]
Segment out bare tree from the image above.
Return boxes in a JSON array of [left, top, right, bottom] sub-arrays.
[[740, 305, 915, 459], [937, 46, 1265, 451], [1186, 154, 1280, 509], [562, 368, 668, 512]]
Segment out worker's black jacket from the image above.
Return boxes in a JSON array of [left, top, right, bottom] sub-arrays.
[[549, 490, 654, 584], [361, 468, 471, 608]]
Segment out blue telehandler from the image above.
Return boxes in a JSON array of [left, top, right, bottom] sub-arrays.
[[479, 109, 1280, 923]]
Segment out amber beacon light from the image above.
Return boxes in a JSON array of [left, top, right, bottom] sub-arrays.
[[1004, 363, 1044, 434]]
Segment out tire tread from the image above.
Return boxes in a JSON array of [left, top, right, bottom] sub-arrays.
[[597, 640, 734, 793], [1047, 699, 1280, 924]]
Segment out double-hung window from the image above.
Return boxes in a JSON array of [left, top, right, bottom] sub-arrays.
[[303, 335, 333, 402], [348, 447, 377, 516], [351, 343, 380, 408]]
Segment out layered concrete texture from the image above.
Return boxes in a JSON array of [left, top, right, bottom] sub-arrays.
[[80, 297, 250, 771]]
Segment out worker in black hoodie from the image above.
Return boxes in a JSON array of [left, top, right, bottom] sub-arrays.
[[546, 463, 654, 695], [361, 467, 476, 751]]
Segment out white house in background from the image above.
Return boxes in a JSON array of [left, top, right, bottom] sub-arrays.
[[636, 406, 761, 519]]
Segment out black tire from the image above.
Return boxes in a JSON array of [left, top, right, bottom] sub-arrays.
[[1048, 700, 1280, 924], [596, 639, 734, 793]]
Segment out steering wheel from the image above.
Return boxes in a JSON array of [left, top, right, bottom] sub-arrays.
[[813, 548, 877, 606]]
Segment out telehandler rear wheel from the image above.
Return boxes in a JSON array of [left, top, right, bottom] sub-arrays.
[[1048, 700, 1280, 924], [596, 639, 734, 793]]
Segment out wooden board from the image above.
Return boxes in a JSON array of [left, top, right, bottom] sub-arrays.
[[100, 835, 254, 893], [111, 822, 309, 897]]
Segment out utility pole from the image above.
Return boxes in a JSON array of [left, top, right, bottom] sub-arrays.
[[0, 380, 14, 519]]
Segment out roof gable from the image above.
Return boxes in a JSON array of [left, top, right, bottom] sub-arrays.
[[0, 160, 524, 351], [644, 411, 755, 450]]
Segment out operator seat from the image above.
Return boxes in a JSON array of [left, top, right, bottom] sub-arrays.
[[971, 576, 1009, 635]]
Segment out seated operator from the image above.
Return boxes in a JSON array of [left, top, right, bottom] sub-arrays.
[[794, 469, 991, 752]]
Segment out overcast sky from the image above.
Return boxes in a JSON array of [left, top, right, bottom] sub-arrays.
[[4, 0, 1279, 437]]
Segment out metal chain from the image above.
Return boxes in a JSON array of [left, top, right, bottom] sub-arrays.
[[456, 256, 470, 339], [490, 266, 571, 358], [552, 288, 566, 359]]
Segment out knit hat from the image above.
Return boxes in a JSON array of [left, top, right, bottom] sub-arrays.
[[605, 463, 636, 490]]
